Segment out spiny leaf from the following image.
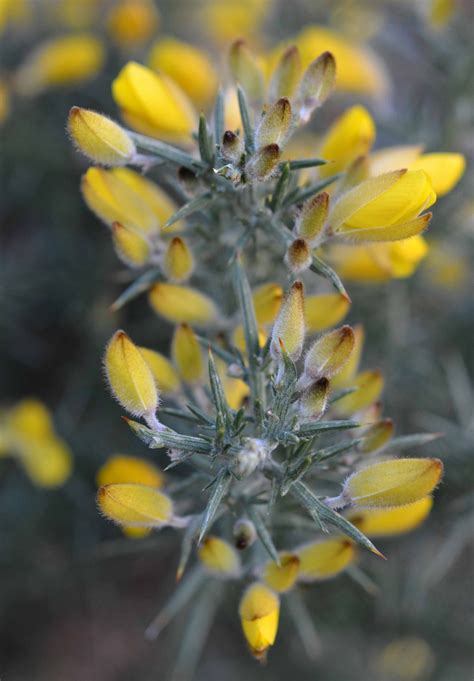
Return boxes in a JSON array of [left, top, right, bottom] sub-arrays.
[[161, 192, 213, 231], [248, 505, 280, 565], [286, 158, 327, 170], [237, 85, 254, 154], [208, 350, 233, 433], [129, 131, 205, 171], [110, 267, 161, 311], [286, 589, 322, 661], [310, 253, 351, 302], [176, 514, 202, 581], [198, 468, 231, 544], [281, 174, 341, 208], [213, 88, 225, 146], [270, 162, 291, 212], [296, 420, 360, 438], [198, 113, 214, 165], [383, 432, 442, 453]]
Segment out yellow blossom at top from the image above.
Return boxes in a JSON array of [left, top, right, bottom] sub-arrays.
[[15, 33, 104, 96], [107, 0, 159, 47], [112, 61, 198, 144], [239, 582, 280, 658], [68, 107, 136, 166], [149, 38, 218, 108]]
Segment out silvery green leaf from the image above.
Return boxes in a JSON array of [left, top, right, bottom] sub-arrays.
[[237, 85, 254, 154], [383, 432, 442, 453], [196, 334, 242, 368], [313, 438, 363, 464], [281, 174, 341, 208], [128, 131, 206, 171], [198, 113, 214, 165], [110, 267, 161, 311], [213, 88, 225, 146], [198, 468, 231, 544], [248, 505, 280, 565], [329, 387, 358, 404], [270, 162, 290, 212], [161, 192, 213, 230], [265, 344, 298, 439], [310, 253, 351, 302], [346, 564, 379, 596], [145, 565, 207, 640], [176, 514, 202, 582], [286, 589, 322, 661], [296, 419, 360, 438], [286, 158, 327, 170], [208, 350, 233, 433]]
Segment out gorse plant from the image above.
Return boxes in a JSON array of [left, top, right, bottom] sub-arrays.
[[67, 40, 459, 665]]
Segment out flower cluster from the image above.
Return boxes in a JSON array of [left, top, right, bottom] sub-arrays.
[[66, 39, 461, 660]]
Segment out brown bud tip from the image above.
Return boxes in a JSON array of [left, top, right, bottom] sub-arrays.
[[285, 238, 312, 274]]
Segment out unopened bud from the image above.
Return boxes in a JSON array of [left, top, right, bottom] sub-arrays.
[[302, 325, 355, 383], [68, 107, 136, 166], [359, 418, 394, 453], [246, 143, 281, 181], [229, 39, 264, 100], [343, 458, 444, 508], [233, 518, 257, 550], [111, 221, 150, 268], [178, 166, 200, 195], [97, 483, 173, 528], [263, 552, 300, 593], [239, 582, 280, 659], [221, 129, 244, 163], [298, 377, 329, 421], [295, 192, 329, 244], [270, 281, 305, 361], [171, 324, 204, 385], [163, 236, 194, 283], [149, 283, 218, 326], [284, 238, 312, 274], [297, 538, 355, 581], [255, 98, 292, 149], [297, 51, 336, 122], [233, 438, 271, 478], [198, 535, 241, 577], [269, 45, 302, 100]]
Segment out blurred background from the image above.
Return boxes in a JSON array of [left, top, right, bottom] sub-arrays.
[[0, 1, 473, 679]]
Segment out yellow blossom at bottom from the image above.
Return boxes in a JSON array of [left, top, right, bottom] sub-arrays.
[[239, 582, 280, 658], [347, 496, 433, 537]]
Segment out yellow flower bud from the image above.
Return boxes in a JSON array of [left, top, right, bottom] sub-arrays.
[[149, 283, 218, 326], [297, 51, 336, 121], [331, 324, 364, 387], [302, 325, 355, 382], [171, 324, 204, 385], [298, 377, 330, 421], [297, 538, 355, 581], [344, 458, 444, 508], [347, 496, 433, 537], [333, 369, 384, 415], [233, 518, 257, 550], [107, 0, 159, 47], [305, 293, 350, 335], [229, 39, 264, 101], [112, 61, 197, 144], [253, 283, 283, 326], [15, 34, 104, 96], [149, 38, 218, 108], [97, 483, 173, 528], [246, 143, 281, 181], [359, 418, 394, 453], [68, 107, 136, 166], [104, 330, 159, 417], [318, 105, 376, 177], [255, 97, 292, 150], [271, 281, 305, 361], [263, 552, 300, 593], [269, 45, 302, 100], [111, 222, 150, 267], [284, 238, 312, 274], [163, 237, 194, 283], [138, 347, 180, 395], [198, 535, 241, 577], [96, 454, 164, 488], [296, 192, 329, 243], [18, 438, 73, 488], [239, 582, 280, 658]]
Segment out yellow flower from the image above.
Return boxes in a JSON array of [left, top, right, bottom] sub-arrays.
[[97, 483, 173, 528], [427, 0, 456, 29], [332, 369, 384, 415], [296, 192, 329, 243], [270, 25, 389, 97], [359, 419, 394, 454], [107, 0, 159, 47], [149, 283, 218, 326], [239, 582, 280, 658], [2, 399, 72, 488], [82, 167, 181, 234], [112, 61, 197, 144], [347, 496, 433, 537], [96, 454, 164, 539], [318, 106, 376, 177], [111, 222, 150, 268], [202, 0, 271, 45], [163, 237, 194, 283], [270, 281, 305, 360], [344, 458, 444, 508], [370, 146, 465, 197], [104, 330, 159, 417], [304, 293, 350, 335], [198, 536, 241, 577], [253, 283, 283, 326], [171, 324, 204, 385], [15, 33, 104, 96], [302, 325, 355, 382], [262, 552, 300, 593], [68, 107, 136, 166], [138, 347, 181, 395], [149, 38, 218, 108], [297, 537, 356, 581]]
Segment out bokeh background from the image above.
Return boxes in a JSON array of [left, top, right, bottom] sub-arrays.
[[0, 1, 473, 679]]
